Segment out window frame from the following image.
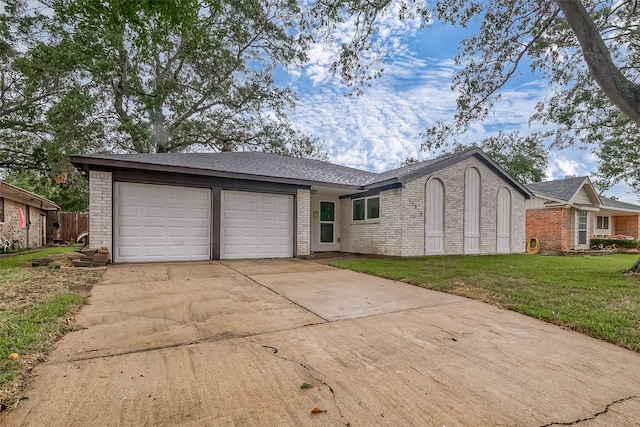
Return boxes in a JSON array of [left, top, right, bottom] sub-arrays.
[[595, 215, 610, 232], [0, 197, 4, 223], [352, 196, 380, 222]]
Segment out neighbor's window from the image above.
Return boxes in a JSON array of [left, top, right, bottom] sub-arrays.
[[596, 215, 610, 230], [0, 197, 4, 223], [352, 196, 380, 221]]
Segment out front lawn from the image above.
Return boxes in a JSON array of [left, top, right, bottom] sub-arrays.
[[0, 247, 104, 411], [330, 254, 640, 352]]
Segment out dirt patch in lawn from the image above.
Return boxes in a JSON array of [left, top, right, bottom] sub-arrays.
[[0, 251, 104, 411]]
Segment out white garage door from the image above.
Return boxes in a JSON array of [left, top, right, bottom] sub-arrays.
[[114, 182, 211, 263], [221, 191, 293, 259]]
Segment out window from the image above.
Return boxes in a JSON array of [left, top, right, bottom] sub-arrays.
[[596, 215, 610, 230], [352, 196, 379, 221], [0, 197, 4, 223]]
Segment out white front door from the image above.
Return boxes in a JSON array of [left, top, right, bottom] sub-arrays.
[[311, 194, 340, 252], [220, 190, 293, 259], [114, 182, 211, 263]]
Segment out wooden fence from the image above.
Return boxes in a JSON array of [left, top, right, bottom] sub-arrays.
[[46, 211, 89, 244]]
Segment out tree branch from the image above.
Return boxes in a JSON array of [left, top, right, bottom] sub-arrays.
[[555, 0, 640, 126]]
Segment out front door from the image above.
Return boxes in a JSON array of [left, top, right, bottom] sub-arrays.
[[311, 195, 340, 252], [577, 210, 588, 246]]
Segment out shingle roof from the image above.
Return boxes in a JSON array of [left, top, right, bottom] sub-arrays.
[[601, 197, 640, 212], [525, 176, 589, 202], [73, 152, 377, 187], [70, 148, 532, 197]]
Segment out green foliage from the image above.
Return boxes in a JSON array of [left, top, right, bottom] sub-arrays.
[[1, 0, 325, 189], [0, 293, 83, 386], [0, 247, 75, 269], [591, 238, 640, 250], [309, 0, 640, 195], [331, 254, 640, 351], [3, 170, 88, 212], [44, 0, 319, 155], [452, 131, 548, 184]]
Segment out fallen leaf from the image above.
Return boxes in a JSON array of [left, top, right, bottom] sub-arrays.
[[310, 408, 326, 414], [300, 383, 313, 389], [8, 353, 19, 360]]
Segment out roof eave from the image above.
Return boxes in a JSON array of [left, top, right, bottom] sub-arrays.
[[0, 182, 60, 210], [70, 155, 365, 191]]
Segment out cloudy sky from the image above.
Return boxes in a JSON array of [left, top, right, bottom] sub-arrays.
[[280, 8, 638, 203]]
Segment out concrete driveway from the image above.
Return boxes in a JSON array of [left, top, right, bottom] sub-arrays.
[[2, 259, 640, 426]]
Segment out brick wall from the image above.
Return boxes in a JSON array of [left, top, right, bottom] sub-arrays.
[[296, 189, 311, 256], [340, 157, 527, 256], [89, 170, 112, 259], [0, 198, 47, 248], [526, 208, 571, 252], [613, 215, 640, 239]]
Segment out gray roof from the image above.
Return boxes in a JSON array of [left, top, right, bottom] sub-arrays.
[[71, 148, 532, 197], [601, 196, 640, 212], [73, 152, 377, 187], [525, 176, 589, 202]]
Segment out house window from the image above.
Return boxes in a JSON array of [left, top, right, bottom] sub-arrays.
[[352, 196, 380, 221], [596, 215, 610, 231], [0, 197, 4, 223]]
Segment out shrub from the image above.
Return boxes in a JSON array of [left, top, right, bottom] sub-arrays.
[[591, 238, 640, 250]]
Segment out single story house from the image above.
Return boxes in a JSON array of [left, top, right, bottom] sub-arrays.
[[0, 181, 60, 249], [70, 148, 532, 263], [525, 176, 640, 252]]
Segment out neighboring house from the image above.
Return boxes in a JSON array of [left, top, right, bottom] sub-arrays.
[[0, 181, 60, 249], [70, 148, 532, 263], [525, 176, 640, 252]]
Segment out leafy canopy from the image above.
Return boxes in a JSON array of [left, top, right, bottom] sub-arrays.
[[310, 0, 640, 194]]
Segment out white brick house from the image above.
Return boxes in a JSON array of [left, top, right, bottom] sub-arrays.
[[71, 148, 532, 263]]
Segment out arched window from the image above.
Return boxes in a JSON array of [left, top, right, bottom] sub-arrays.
[[425, 178, 445, 255], [464, 167, 481, 254], [497, 187, 512, 253]]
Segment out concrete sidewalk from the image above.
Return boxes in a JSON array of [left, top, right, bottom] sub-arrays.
[[2, 259, 639, 426]]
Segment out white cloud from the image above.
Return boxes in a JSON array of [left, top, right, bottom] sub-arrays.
[[291, 52, 560, 171], [546, 152, 589, 179]]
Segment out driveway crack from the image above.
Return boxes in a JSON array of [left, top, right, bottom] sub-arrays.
[[539, 395, 638, 426], [246, 337, 351, 427]]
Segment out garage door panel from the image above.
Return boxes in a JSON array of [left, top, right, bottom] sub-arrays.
[[221, 190, 293, 259], [115, 183, 211, 263]]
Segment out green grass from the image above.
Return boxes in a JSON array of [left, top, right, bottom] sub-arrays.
[[0, 294, 83, 385], [331, 254, 640, 352], [0, 247, 103, 409], [0, 246, 76, 269]]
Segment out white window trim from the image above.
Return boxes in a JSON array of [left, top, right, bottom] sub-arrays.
[[594, 215, 611, 235], [352, 195, 380, 223]]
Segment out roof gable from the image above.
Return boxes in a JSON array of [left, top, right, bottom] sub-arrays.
[[526, 176, 601, 207]]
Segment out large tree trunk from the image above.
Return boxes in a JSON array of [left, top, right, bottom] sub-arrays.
[[556, 0, 640, 127], [627, 256, 640, 273]]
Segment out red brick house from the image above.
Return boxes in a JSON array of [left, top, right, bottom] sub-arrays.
[[525, 177, 640, 253]]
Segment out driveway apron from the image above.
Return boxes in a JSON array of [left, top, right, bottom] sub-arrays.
[[2, 259, 640, 426]]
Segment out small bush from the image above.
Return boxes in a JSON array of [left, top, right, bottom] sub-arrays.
[[591, 238, 640, 250]]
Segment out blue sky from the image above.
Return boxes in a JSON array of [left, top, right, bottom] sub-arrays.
[[281, 12, 639, 204]]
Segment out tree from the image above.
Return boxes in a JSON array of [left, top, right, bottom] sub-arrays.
[[41, 0, 321, 156], [310, 0, 640, 270], [2, 169, 89, 212], [453, 131, 548, 184], [1, 0, 326, 210]]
